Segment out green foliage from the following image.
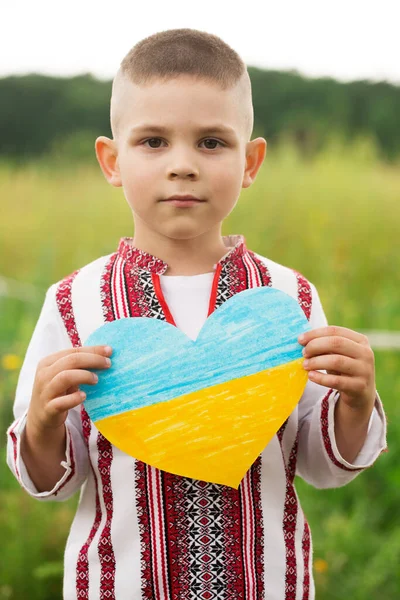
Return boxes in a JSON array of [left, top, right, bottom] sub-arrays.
[[33, 561, 64, 581], [1, 70, 400, 164], [249, 67, 400, 162], [0, 74, 111, 163], [0, 139, 399, 598]]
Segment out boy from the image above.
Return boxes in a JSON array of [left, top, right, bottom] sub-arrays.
[[6, 28, 387, 600]]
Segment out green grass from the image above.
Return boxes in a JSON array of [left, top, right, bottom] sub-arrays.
[[0, 134, 399, 599]]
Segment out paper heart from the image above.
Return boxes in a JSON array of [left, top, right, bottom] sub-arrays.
[[81, 286, 311, 488]]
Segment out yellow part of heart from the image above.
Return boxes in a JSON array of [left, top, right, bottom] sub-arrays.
[[95, 357, 308, 488]]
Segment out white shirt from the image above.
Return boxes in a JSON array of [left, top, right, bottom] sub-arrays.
[[6, 235, 387, 600], [159, 272, 215, 340]]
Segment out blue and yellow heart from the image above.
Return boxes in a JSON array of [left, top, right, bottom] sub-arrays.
[[81, 286, 311, 488]]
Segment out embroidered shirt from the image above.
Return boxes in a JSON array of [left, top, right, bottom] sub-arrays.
[[6, 234, 387, 600]]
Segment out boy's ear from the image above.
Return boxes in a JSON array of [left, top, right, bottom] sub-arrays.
[[95, 136, 122, 187], [242, 137, 267, 189]]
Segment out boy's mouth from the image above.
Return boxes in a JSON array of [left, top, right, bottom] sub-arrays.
[[162, 195, 205, 207], [163, 194, 204, 201]]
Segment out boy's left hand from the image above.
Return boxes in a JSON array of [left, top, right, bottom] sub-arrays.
[[298, 326, 376, 414]]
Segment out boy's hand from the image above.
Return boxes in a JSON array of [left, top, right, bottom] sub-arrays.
[[298, 326, 376, 415], [27, 345, 113, 434]]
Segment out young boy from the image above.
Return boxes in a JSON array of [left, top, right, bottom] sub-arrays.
[[6, 28, 387, 600]]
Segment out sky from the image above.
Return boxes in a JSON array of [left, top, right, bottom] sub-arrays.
[[2, 0, 399, 85]]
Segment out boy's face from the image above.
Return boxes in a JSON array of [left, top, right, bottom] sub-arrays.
[[96, 75, 266, 245]]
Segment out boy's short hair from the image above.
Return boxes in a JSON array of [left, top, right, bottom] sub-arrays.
[[111, 28, 254, 141], [120, 28, 247, 89]]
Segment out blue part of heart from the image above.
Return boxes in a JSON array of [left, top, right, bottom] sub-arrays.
[[81, 286, 311, 422]]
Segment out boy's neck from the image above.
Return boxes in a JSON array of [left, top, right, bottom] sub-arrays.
[[130, 230, 231, 276]]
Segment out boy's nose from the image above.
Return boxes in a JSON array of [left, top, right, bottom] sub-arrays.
[[169, 171, 198, 179], [168, 165, 199, 179], [166, 146, 200, 178]]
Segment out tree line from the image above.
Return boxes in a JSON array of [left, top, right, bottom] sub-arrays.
[[0, 67, 399, 163]]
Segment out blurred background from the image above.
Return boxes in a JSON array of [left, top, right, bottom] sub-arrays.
[[1, 1, 399, 598]]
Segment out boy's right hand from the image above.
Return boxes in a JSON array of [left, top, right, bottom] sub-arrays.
[[27, 345, 113, 434]]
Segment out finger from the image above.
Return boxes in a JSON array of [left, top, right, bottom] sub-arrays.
[[66, 384, 80, 395], [46, 369, 100, 400], [298, 326, 369, 346], [307, 370, 366, 394], [48, 390, 88, 415], [46, 350, 112, 382], [39, 345, 112, 369], [302, 336, 364, 360], [303, 355, 363, 376]]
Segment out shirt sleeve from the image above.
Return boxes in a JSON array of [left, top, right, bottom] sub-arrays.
[[6, 283, 89, 501], [295, 282, 388, 489]]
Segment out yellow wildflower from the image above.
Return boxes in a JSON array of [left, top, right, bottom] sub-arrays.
[[314, 558, 328, 574], [2, 354, 22, 371]]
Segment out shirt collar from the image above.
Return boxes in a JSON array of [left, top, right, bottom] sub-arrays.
[[117, 234, 247, 275]]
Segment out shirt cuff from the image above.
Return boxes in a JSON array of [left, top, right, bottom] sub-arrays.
[[7, 409, 76, 499], [321, 389, 387, 471]]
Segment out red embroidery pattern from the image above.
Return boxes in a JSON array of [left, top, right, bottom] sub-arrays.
[[76, 408, 102, 598], [8, 423, 20, 481], [302, 520, 311, 600], [221, 485, 245, 598], [149, 465, 170, 599], [277, 418, 289, 446], [294, 271, 312, 321], [100, 253, 117, 322], [55, 270, 81, 347], [247, 250, 273, 288], [117, 237, 168, 275], [283, 434, 299, 599], [162, 472, 190, 599], [124, 265, 157, 318], [182, 479, 228, 598], [252, 458, 264, 597], [321, 390, 364, 472], [135, 460, 157, 599], [97, 434, 116, 599], [239, 458, 265, 599]]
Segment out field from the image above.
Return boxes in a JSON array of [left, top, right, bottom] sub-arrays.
[[0, 135, 399, 599]]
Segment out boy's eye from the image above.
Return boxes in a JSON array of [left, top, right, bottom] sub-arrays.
[[143, 137, 164, 149], [201, 138, 224, 150], [142, 137, 225, 149]]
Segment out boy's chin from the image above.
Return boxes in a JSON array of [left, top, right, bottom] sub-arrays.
[[158, 224, 213, 241]]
